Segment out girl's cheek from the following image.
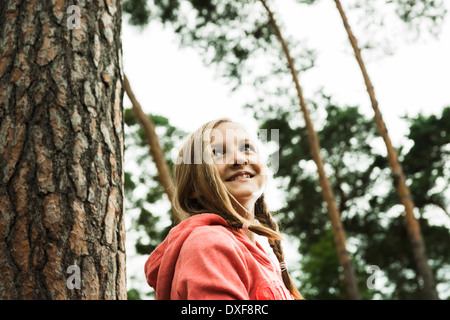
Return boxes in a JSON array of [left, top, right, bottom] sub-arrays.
[[249, 154, 263, 167]]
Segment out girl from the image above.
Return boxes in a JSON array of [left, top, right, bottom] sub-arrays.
[[145, 118, 303, 300]]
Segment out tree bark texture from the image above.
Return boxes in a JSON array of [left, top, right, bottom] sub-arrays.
[[259, 0, 360, 300], [333, 0, 439, 300], [0, 0, 126, 299]]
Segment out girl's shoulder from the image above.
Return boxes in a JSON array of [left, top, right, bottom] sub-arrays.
[[179, 224, 254, 267], [183, 223, 240, 251]]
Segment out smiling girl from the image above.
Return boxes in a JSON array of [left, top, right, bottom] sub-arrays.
[[145, 118, 303, 300]]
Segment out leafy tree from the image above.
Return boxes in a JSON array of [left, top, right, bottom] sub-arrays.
[[260, 101, 450, 299], [123, 0, 313, 89], [334, 0, 439, 299], [402, 107, 450, 217], [260, 95, 383, 299], [297, 0, 447, 39]]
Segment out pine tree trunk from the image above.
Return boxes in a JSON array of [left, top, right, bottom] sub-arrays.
[[333, 0, 439, 299], [0, 0, 126, 299], [259, 0, 360, 300]]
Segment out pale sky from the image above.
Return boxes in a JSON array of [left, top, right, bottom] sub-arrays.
[[122, 0, 450, 298], [123, 0, 450, 146]]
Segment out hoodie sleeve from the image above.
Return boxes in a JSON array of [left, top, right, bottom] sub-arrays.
[[172, 226, 250, 300]]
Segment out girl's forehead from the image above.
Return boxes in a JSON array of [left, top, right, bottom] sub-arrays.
[[211, 122, 253, 142]]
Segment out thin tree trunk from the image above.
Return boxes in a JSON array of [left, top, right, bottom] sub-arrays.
[[123, 74, 179, 223], [259, 0, 360, 300], [333, 0, 439, 299], [0, 0, 126, 299]]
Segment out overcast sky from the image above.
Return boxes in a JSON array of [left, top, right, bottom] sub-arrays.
[[123, 0, 450, 146]]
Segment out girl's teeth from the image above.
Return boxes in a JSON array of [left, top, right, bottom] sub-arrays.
[[231, 174, 250, 181]]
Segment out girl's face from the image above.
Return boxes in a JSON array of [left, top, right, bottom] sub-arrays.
[[210, 122, 267, 207]]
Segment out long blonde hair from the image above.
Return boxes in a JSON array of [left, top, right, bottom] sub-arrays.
[[172, 118, 303, 299]]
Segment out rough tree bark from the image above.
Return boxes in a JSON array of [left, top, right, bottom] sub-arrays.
[[259, 0, 360, 300], [0, 0, 126, 299], [333, 0, 439, 300]]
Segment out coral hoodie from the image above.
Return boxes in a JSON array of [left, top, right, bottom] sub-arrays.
[[145, 213, 293, 300]]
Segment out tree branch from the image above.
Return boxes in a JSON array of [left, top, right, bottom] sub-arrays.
[[123, 74, 180, 224]]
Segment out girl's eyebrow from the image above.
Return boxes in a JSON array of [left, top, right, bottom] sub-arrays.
[[243, 138, 257, 144], [210, 142, 225, 150], [211, 138, 256, 147], [241, 138, 259, 151]]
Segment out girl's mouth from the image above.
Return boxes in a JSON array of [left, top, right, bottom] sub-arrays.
[[226, 173, 254, 182]]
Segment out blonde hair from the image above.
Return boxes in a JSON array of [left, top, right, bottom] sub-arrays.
[[172, 118, 303, 300]]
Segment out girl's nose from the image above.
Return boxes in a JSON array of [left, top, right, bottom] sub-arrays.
[[233, 150, 249, 166]]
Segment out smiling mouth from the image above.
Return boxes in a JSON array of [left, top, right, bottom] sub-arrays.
[[226, 173, 255, 182]]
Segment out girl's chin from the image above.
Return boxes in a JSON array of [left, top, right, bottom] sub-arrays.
[[227, 189, 264, 201]]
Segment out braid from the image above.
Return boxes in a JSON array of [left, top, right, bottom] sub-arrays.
[[255, 195, 304, 300]]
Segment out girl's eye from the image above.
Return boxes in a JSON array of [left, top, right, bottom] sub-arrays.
[[212, 143, 255, 156], [242, 143, 255, 152], [213, 149, 224, 157]]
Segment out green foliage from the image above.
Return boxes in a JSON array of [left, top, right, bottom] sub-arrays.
[[261, 97, 383, 236], [299, 229, 345, 299], [123, 0, 151, 26], [123, 0, 315, 89], [401, 107, 450, 215], [296, 0, 446, 36], [127, 288, 143, 300], [394, 0, 447, 28]]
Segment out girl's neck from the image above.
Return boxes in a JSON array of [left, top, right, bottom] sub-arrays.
[[233, 200, 256, 243]]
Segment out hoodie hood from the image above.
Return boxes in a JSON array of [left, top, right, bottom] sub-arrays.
[[144, 213, 230, 298]]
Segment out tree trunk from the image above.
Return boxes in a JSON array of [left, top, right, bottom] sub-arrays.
[[333, 0, 439, 300], [259, 0, 360, 300], [123, 74, 181, 223], [0, 0, 126, 299]]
